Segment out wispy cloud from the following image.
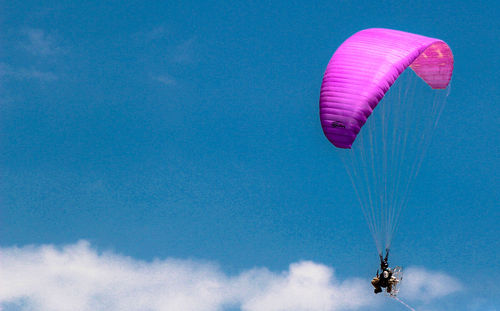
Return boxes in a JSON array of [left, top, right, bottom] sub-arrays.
[[151, 38, 196, 86], [133, 25, 170, 42], [154, 74, 177, 86], [0, 62, 57, 81], [21, 28, 64, 57], [134, 26, 197, 86], [170, 37, 197, 64], [0, 241, 462, 311]]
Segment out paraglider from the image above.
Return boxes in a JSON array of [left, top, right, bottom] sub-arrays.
[[319, 28, 453, 296]]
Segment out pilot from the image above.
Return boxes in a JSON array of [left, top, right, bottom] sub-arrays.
[[371, 250, 397, 294]]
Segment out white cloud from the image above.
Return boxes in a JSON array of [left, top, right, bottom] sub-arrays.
[[155, 74, 177, 86], [21, 28, 63, 57], [238, 262, 373, 311], [0, 62, 57, 81], [401, 267, 463, 303], [13, 68, 57, 81], [0, 241, 461, 311]]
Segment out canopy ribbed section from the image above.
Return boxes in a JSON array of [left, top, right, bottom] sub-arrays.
[[320, 28, 453, 149]]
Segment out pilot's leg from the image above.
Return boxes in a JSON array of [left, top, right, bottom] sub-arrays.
[[372, 277, 382, 294]]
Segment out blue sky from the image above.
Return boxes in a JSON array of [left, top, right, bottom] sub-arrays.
[[0, 1, 498, 310]]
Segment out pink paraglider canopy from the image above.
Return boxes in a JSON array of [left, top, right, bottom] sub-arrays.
[[320, 28, 454, 149]]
